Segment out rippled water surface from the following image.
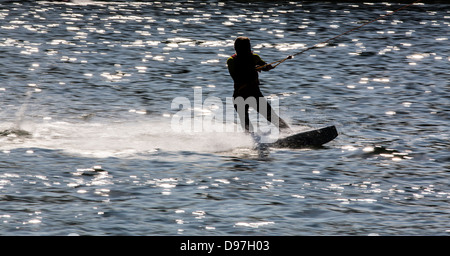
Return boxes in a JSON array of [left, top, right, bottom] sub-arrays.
[[0, 0, 449, 235]]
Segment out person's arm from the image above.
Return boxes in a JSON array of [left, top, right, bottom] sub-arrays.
[[254, 54, 273, 71], [227, 57, 237, 79]]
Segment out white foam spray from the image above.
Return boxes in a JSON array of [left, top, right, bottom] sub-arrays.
[[0, 118, 254, 158]]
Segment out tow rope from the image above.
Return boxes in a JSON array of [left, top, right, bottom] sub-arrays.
[[256, 0, 423, 71]]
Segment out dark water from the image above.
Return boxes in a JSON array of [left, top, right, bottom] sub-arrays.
[[0, 0, 449, 235]]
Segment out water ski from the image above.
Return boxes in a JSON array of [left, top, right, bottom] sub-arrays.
[[266, 125, 338, 149]]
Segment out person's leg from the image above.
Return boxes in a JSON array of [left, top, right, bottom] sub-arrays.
[[233, 97, 253, 133], [257, 96, 290, 130]]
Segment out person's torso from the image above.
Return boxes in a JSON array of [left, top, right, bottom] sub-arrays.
[[228, 53, 263, 96]]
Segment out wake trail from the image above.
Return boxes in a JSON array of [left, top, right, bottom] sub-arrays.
[[0, 118, 255, 158]]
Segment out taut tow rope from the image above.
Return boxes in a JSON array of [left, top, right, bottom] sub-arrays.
[[256, 0, 422, 71]]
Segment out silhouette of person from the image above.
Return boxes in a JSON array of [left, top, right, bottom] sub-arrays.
[[227, 36, 290, 132]]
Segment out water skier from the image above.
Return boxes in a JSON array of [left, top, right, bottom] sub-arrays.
[[227, 36, 290, 133]]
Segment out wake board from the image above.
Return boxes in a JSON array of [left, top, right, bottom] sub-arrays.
[[265, 125, 338, 149]]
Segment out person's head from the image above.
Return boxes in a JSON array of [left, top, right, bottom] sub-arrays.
[[234, 36, 252, 55]]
